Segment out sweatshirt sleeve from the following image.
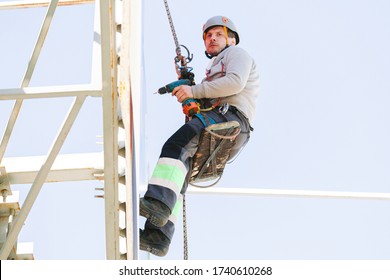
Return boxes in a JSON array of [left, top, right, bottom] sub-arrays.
[[192, 47, 253, 99]]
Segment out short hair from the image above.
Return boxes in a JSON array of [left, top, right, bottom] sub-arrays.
[[227, 29, 237, 40]]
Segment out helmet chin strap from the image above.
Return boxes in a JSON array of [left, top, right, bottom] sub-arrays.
[[223, 26, 229, 45], [204, 44, 230, 59], [205, 51, 214, 59]]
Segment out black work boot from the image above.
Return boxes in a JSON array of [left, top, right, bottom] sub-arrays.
[[140, 228, 171, 257], [140, 197, 170, 227]]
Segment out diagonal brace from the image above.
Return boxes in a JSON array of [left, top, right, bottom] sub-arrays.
[[0, 0, 59, 163], [0, 96, 86, 259]]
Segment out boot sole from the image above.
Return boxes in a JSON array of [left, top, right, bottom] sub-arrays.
[[139, 200, 169, 227], [140, 242, 168, 257]]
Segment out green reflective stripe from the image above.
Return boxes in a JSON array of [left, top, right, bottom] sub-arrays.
[[151, 164, 186, 190]]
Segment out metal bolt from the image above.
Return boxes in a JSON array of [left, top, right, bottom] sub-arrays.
[[94, 187, 104, 199]]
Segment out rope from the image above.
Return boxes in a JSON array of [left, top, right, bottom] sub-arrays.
[[163, 0, 190, 260], [183, 194, 188, 260], [163, 0, 181, 58], [205, 126, 241, 140]]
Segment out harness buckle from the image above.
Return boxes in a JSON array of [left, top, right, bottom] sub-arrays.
[[218, 103, 230, 115]]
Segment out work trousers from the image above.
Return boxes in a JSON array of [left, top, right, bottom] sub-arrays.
[[143, 107, 252, 240]]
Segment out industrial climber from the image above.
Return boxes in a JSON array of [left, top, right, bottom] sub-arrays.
[[139, 15, 260, 257]]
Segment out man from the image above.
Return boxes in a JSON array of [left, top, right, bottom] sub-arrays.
[[140, 15, 260, 257]]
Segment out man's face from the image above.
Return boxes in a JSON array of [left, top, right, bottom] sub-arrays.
[[204, 26, 233, 56]]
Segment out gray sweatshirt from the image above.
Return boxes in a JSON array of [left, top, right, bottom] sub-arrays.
[[191, 46, 260, 125]]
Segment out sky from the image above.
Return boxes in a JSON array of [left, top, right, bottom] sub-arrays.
[[0, 0, 390, 260]]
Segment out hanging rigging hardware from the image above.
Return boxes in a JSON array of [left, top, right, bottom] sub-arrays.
[[159, 0, 221, 118], [175, 44, 193, 70], [157, 0, 199, 118], [175, 45, 194, 87]]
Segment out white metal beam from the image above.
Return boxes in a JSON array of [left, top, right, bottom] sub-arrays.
[[98, 0, 121, 260], [22, 0, 59, 88], [139, 185, 390, 201], [0, 192, 33, 260], [118, 0, 142, 260], [118, 0, 134, 260], [2, 153, 103, 184], [0, 96, 86, 259], [0, 0, 94, 10], [0, 0, 134, 260], [0, 192, 21, 259], [187, 187, 390, 201], [0, 0, 59, 163], [0, 84, 102, 100]]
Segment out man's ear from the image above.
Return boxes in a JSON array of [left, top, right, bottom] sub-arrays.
[[228, 37, 237, 46]]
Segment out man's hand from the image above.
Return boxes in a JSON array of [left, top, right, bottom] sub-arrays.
[[172, 85, 193, 103]]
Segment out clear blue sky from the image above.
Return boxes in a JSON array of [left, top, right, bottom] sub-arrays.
[[0, 0, 390, 260]]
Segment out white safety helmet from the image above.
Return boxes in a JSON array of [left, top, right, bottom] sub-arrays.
[[202, 16, 240, 45]]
